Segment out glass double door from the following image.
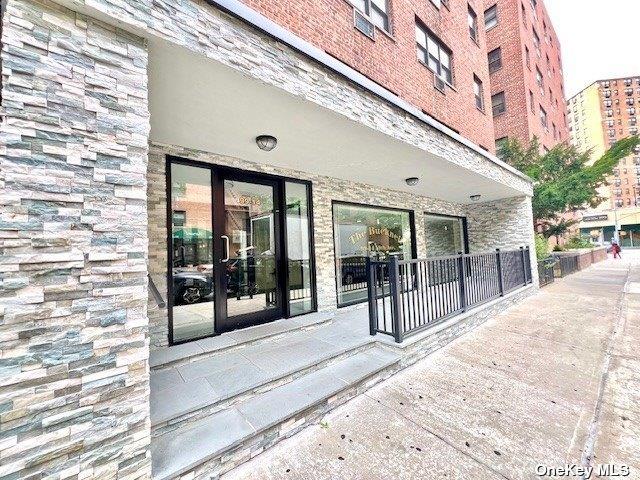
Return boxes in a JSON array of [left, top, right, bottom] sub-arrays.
[[169, 160, 314, 344]]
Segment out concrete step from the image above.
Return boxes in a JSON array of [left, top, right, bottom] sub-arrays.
[[150, 325, 374, 430], [149, 312, 332, 369], [151, 346, 401, 480]]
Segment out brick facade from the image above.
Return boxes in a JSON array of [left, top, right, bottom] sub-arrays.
[[486, 0, 569, 151], [239, 0, 496, 151]]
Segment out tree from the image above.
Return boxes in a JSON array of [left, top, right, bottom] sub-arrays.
[[498, 136, 640, 226]]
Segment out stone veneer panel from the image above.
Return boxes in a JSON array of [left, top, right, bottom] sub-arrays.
[[148, 143, 536, 348], [55, 0, 532, 196], [0, 0, 151, 478], [465, 195, 539, 285]]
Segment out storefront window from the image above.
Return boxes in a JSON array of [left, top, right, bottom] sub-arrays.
[[425, 214, 466, 257], [333, 203, 414, 307]]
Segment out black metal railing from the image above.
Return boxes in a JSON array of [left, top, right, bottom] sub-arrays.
[[366, 247, 533, 343], [554, 254, 579, 277], [537, 259, 556, 287]]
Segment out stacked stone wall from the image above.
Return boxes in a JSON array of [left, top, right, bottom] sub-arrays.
[[0, 0, 151, 477]]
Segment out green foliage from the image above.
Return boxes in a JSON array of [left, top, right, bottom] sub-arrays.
[[552, 244, 564, 252], [564, 235, 592, 250], [498, 136, 640, 223], [534, 233, 549, 260], [540, 219, 577, 240]]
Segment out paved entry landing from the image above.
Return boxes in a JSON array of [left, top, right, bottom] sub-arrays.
[[222, 253, 640, 479]]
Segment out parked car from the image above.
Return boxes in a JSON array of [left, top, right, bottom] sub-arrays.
[[173, 270, 213, 305]]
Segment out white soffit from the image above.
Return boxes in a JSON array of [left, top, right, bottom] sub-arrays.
[[149, 41, 524, 204]]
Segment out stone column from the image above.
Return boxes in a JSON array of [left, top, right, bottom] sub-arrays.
[[0, 0, 151, 477], [465, 196, 539, 285]]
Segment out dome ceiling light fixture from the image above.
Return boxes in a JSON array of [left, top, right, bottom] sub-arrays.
[[256, 135, 277, 151], [405, 177, 420, 186], [470, 194, 482, 202]]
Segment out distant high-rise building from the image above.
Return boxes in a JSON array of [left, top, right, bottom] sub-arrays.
[[485, 0, 569, 151], [568, 77, 640, 210], [569, 76, 640, 246]]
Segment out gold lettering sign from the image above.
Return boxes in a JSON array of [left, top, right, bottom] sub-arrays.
[[239, 195, 262, 206], [347, 226, 403, 252]]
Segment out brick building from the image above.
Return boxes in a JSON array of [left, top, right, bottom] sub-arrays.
[[485, 0, 569, 151], [241, 0, 497, 151], [569, 76, 640, 246], [0, 0, 538, 478]]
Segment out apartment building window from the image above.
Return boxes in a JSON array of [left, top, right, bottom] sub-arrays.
[[604, 99, 612, 108], [615, 199, 623, 208], [627, 98, 635, 106], [521, 3, 526, 23], [529, 90, 535, 112], [525, 46, 530, 69], [625, 78, 632, 87], [488, 47, 502, 73], [352, 0, 390, 32], [429, 0, 449, 8], [415, 22, 453, 84], [540, 106, 547, 129], [484, 4, 498, 30], [536, 67, 544, 91], [606, 109, 613, 117], [604, 90, 611, 98], [468, 5, 478, 42], [552, 123, 557, 139], [474, 75, 484, 111], [492, 91, 506, 116], [532, 29, 540, 56]]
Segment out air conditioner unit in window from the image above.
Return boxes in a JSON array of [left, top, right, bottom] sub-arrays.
[[434, 75, 446, 93], [353, 9, 375, 39]]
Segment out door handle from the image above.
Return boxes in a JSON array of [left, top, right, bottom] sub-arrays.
[[221, 235, 230, 263]]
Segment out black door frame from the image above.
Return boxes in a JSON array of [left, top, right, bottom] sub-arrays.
[[215, 170, 283, 332], [166, 155, 317, 345]]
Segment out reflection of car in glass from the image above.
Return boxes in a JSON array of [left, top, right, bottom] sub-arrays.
[[173, 270, 213, 305]]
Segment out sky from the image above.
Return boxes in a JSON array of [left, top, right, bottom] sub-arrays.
[[545, 0, 640, 98]]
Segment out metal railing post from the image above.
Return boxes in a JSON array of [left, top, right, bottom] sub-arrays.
[[496, 248, 504, 296], [457, 252, 467, 312], [388, 256, 403, 343], [366, 257, 377, 337]]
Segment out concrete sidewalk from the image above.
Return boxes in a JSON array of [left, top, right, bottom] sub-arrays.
[[222, 252, 640, 480]]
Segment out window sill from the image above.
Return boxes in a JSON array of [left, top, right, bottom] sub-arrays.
[[418, 60, 456, 92], [476, 106, 487, 115]]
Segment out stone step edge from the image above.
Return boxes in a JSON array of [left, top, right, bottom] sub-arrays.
[[151, 337, 376, 431], [151, 346, 401, 480], [150, 314, 334, 370]]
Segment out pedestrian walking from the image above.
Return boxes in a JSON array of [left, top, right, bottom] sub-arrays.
[[612, 240, 622, 259]]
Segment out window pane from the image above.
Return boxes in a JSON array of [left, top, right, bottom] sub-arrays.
[[370, 7, 388, 31], [415, 25, 426, 48], [352, 0, 367, 14], [440, 50, 450, 68], [285, 182, 314, 316], [425, 215, 465, 257], [170, 163, 215, 343], [333, 203, 413, 307], [371, 0, 386, 13]]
